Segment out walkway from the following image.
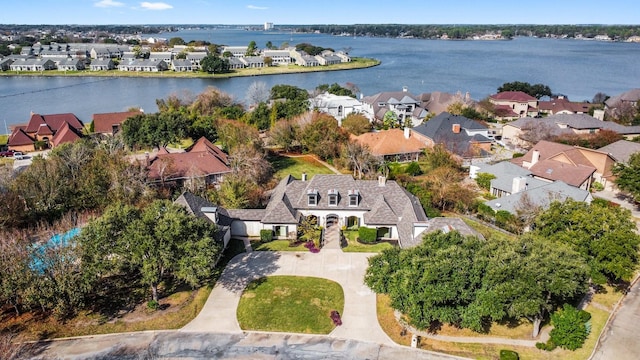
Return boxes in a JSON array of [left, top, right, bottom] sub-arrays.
[[323, 224, 342, 250], [181, 250, 393, 346]]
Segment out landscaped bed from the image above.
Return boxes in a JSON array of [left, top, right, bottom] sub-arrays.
[[237, 276, 344, 334], [341, 230, 395, 253]]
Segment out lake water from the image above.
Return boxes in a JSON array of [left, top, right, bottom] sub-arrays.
[[1, 29, 639, 130]]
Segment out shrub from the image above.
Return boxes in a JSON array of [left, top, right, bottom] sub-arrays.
[[475, 172, 496, 191], [536, 339, 557, 351], [512, 152, 524, 158], [499, 349, 519, 360], [260, 229, 273, 243], [578, 309, 592, 323], [147, 300, 159, 310], [550, 304, 589, 351], [405, 161, 423, 176], [591, 181, 604, 192], [358, 227, 378, 244]]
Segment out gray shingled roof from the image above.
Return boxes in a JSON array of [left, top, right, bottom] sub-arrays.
[[174, 191, 233, 226], [259, 174, 428, 247], [485, 181, 592, 213], [412, 112, 490, 157], [598, 140, 640, 164]]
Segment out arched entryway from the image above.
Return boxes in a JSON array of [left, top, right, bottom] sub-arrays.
[[325, 214, 339, 228]]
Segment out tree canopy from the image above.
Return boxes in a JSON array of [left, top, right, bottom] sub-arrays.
[[498, 81, 553, 99], [532, 199, 640, 283], [613, 152, 640, 202], [365, 231, 589, 338]]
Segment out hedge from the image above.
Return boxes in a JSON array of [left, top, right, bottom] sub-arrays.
[[358, 227, 377, 244], [499, 349, 519, 360], [260, 229, 273, 243]]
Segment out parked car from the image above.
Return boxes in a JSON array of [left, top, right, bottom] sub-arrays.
[[0, 149, 15, 157], [13, 152, 24, 160]]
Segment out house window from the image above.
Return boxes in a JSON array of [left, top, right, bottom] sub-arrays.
[[273, 226, 288, 238], [307, 189, 318, 206], [348, 190, 359, 206], [327, 189, 338, 206]]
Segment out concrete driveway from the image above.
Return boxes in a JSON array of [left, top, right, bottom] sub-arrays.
[[181, 249, 393, 345]]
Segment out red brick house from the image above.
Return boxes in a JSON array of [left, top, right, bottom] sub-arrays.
[[92, 110, 143, 136], [7, 113, 84, 152]]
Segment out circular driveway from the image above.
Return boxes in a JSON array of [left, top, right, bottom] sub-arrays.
[[180, 249, 393, 345]]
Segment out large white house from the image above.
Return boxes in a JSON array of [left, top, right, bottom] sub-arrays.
[[310, 92, 364, 125]]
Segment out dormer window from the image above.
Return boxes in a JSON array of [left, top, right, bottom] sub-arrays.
[[328, 189, 338, 206], [307, 189, 318, 206], [348, 189, 359, 207]]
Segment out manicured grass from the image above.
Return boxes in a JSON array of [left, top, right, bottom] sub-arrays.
[[270, 154, 335, 180], [0, 134, 8, 145], [341, 230, 394, 253], [250, 239, 308, 251], [591, 284, 624, 310], [237, 276, 344, 334]]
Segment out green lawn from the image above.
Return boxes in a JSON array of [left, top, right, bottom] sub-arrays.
[[270, 154, 335, 180], [250, 239, 308, 251], [341, 230, 395, 253], [0, 134, 8, 145], [237, 276, 344, 334]]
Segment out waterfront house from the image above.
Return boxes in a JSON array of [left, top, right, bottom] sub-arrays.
[[239, 56, 265, 68], [222, 46, 249, 57], [9, 58, 56, 71], [186, 52, 207, 69], [89, 58, 115, 71], [171, 59, 193, 72], [7, 112, 84, 151], [351, 128, 426, 162], [0, 57, 13, 71], [489, 91, 539, 121], [57, 58, 85, 71], [92, 110, 143, 136], [411, 112, 492, 159], [262, 49, 292, 65], [538, 96, 591, 116], [361, 88, 427, 127], [419, 91, 475, 116], [146, 137, 232, 190], [118, 59, 168, 72], [149, 52, 173, 63]]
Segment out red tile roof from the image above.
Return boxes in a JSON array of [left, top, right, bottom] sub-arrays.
[[92, 111, 142, 134], [490, 91, 537, 102], [8, 127, 35, 146], [25, 113, 83, 133], [51, 122, 82, 147], [147, 137, 231, 182]]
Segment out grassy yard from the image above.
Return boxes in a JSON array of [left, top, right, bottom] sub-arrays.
[[376, 293, 613, 360], [341, 230, 394, 253], [0, 134, 8, 145], [270, 154, 335, 180], [250, 239, 308, 251], [237, 276, 344, 334]]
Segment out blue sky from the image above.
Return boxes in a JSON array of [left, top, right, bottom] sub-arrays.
[[1, 0, 639, 25]]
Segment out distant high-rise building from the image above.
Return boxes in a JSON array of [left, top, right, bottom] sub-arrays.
[[264, 22, 274, 31]]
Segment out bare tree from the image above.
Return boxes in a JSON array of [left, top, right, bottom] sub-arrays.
[[518, 120, 557, 149], [514, 192, 542, 233], [246, 81, 270, 107], [343, 141, 377, 179]]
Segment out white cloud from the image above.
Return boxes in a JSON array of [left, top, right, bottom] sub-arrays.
[[95, 0, 125, 7], [140, 2, 173, 10], [247, 5, 268, 10]]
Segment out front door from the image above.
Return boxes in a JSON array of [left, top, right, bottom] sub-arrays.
[[326, 214, 339, 228]]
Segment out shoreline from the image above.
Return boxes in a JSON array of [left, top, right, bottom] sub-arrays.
[[0, 57, 381, 80]]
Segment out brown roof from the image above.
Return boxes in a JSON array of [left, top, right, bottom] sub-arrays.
[[92, 111, 141, 134], [147, 138, 231, 182], [51, 122, 82, 147], [490, 91, 537, 102], [512, 140, 574, 167], [36, 124, 53, 136], [25, 113, 83, 134], [8, 127, 34, 146], [188, 137, 229, 164], [538, 98, 591, 114], [528, 159, 595, 187], [351, 129, 426, 157]]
